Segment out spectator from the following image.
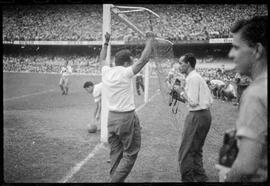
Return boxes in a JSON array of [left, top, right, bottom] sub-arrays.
[[2, 4, 268, 42]]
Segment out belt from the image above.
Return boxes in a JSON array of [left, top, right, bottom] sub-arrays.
[[189, 108, 209, 112], [109, 109, 135, 114]]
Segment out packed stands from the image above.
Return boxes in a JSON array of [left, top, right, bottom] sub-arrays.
[[3, 4, 268, 42]]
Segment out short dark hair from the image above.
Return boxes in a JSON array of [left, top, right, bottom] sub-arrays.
[[83, 81, 94, 88], [182, 53, 196, 68], [231, 16, 267, 50], [114, 49, 132, 66]]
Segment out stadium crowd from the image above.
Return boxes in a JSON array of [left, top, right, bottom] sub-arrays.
[[3, 55, 100, 74], [196, 67, 235, 82], [3, 4, 267, 42], [3, 54, 236, 84]]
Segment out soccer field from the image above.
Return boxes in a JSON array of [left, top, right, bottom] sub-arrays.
[[3, 72, 238, 183]]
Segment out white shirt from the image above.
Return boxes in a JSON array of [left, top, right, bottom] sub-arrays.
[[61, 65, 72, 77], [226, 83, 237, 97], [93, 82, 102, 103], [102, 66, 135, 112], [185, 70, 213, 111]]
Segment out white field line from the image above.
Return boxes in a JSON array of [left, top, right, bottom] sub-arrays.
[[3, 89, 55, 101], [136, 90, 160, 112], [59, 90, 160, 183], [58, 143, 106, 183]]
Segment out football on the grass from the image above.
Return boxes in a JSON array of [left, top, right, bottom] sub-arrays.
[[88, 124, 97, 133]]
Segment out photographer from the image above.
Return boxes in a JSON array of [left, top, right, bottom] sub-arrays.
[[216, 16, 267, 182], [176, 53, 213, 182]]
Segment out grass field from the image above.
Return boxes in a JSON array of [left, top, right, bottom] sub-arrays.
[[3, 72, 238, 183]]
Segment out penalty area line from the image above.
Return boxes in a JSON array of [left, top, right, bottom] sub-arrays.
[[58, 90, 160, 183]]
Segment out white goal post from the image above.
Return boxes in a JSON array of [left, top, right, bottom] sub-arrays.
[[100, 4, 111, 143]]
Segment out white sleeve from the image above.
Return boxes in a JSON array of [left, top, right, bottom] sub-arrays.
[[93, 84, 102, 103], [102, 66, 110, 76], [124, 66, 135, 79]]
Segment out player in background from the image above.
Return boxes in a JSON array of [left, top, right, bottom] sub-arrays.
[[208, 79, 226, 99], [135, 58, 145, 96], [59, 61, 72, 95], [234, 72, 252, 106], [83, 81, 102, 130]]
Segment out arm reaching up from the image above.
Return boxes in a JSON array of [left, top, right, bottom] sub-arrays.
[[100, 32, 111, 68], [132, 31, 156, 75]]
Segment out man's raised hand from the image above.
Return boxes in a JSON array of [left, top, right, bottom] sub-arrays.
[[145, 31, 156, 38]]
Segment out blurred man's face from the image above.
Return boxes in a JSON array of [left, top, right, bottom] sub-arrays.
[[178, 57, 189, 74], [85, 86, 94, 94], [228, 32, 255, 76]]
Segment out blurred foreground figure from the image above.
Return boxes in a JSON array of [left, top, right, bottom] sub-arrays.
[[216, 16, 267, 182]]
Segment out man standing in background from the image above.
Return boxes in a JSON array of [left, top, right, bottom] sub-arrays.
[[135, 59, 145, 96], [59, 61, 72, 95], [176, 53, 213, 182]]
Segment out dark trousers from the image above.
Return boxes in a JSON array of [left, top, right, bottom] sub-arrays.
[[108, 110, 141, 182], [178, 109, 212, 182], [136, 76, 144, 95]]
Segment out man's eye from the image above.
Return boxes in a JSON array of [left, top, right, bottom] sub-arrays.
[[233, 45, 239, 49]]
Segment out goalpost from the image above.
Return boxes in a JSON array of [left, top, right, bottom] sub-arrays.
[[100, 4, 171, 143], [100, 4, 111, 143]]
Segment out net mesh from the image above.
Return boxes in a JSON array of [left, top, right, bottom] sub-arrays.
[[151, 43, 186, 136]]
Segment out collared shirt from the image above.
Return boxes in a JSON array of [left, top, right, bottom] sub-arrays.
[[235, 70, 267, 182], [102, 65, 135, 112], [184, 70, 213, 111], [93, 82, 102, 103]]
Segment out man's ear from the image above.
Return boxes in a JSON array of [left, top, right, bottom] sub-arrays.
[[254, 43, 264, 60]]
